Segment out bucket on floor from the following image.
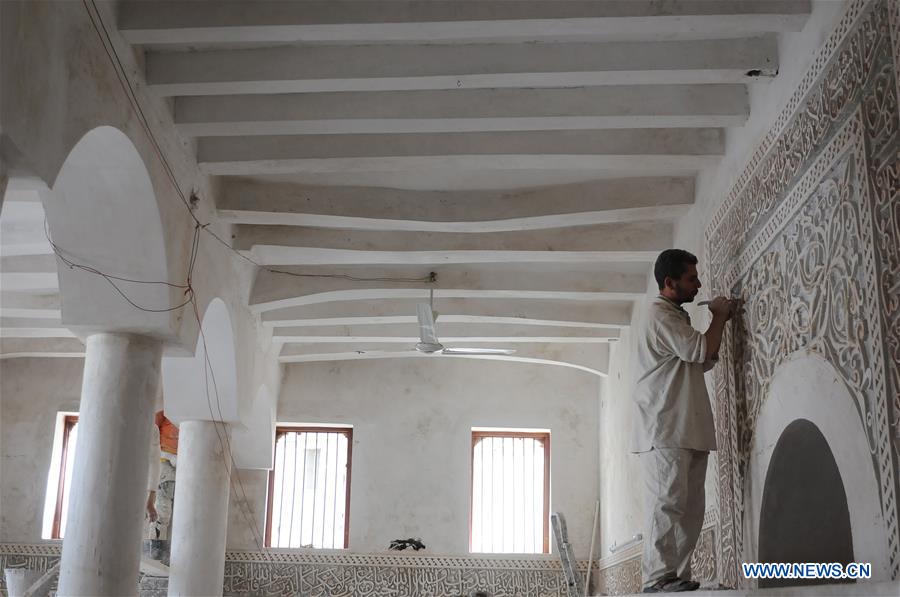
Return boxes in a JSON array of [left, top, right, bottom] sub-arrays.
[[4, 568, 44, 597], [142, 538, 171, 566]]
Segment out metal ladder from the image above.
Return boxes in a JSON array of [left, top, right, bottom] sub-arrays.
[[551, 511, 585, 597]]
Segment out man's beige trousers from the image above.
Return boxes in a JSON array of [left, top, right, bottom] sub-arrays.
[[639, 447, 708, 588]]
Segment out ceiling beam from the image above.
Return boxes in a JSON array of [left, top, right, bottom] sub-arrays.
[[120, 1, 809, 44], [280, 350, 610, 377], [0, 292, 61, 311], [0, 337, 85, 359], [0, 317, 63, 329], [197, 129, 724, 176], [261, 299, 632, 328], [280, 340, 611, 355], [273, 322, 619, 342], [0, 327, 76, 338], [278, 342, 611, 376], [151, 39, 776, 96], [245, 248, 661, 267], [0, 254, 58, 273], [234, 220, 670, 266], [249, 264, 648, 311], [175, 85, 748, 136], [0, 273, 59, 292], [218, 177, 693, 232]]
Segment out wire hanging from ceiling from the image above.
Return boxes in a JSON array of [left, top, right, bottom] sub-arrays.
[[80, 0, 436, 288], [36, 0, 444, 562]]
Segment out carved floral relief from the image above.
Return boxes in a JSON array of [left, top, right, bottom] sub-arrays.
[[706, 0, 900, 587]]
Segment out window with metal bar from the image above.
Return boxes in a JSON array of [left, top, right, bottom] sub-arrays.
[[266, 426, 352, 549], [470, 429, 550, 554], [41, 414, 79, 540]]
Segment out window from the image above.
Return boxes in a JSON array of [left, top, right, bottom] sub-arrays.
[[42, 413, 79, 539], [470, 429, 550, 554], [266, 426, 352, 549]]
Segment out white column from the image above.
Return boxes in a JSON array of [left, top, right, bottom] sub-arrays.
[[167, 420, 233, 597], [0, 173, 8, 210], [57, 333, 162, 597]]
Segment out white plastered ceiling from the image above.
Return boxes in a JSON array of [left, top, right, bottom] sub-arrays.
[[2, 0, 813, 375]]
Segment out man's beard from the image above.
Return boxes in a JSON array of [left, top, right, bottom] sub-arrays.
[[675, 283, 696, 304]]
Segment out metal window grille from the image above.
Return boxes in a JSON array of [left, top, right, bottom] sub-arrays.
[[52, 415, 79, 539], [470, 430, 550, 554], [266, 427, 352, 549]]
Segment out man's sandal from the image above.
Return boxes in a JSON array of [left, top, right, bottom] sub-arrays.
[[642, 578, 700, 593]]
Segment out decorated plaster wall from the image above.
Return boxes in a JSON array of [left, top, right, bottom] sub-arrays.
[[0, 544, 596, 597], [598, 0, 898, 591], [705, 0, 900, 586]]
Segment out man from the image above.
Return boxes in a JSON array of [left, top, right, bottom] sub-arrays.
[[146, 409, 178, 540], [633, 249, 736, 593]]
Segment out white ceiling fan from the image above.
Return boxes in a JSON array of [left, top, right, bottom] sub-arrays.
[[415, 290, 515, 356]]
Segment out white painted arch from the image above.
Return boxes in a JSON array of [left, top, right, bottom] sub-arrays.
[[747, 352, 891, 582], [231, 384, 276, 470], [46, 126, 175, 338], [162, 297, 240, 425]]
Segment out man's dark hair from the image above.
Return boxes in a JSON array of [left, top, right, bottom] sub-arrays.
[[654, 249, 698, 290]]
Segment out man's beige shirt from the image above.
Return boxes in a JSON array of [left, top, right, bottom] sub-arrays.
[[631, 296, 717, 453]]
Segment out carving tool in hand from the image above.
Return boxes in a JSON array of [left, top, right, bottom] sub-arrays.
[[697, 298, 740, 306]]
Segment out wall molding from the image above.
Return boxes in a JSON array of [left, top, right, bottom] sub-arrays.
[[1, 543, 595, 596], [593, 523, 717, 596]]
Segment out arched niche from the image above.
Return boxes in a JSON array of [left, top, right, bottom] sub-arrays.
[[161, 298, 239, 425], [758, 419, 854, 588], [46, 126, 175, 337], [747, 352, 891, 583], [231, 385, 276, 470]]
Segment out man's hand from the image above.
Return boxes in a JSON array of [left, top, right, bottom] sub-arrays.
[[703, 297, 739, 361], [707, 296, 737, 320], [146, 491, 158, 522]]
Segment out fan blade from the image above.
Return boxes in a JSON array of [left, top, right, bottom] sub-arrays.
[[441, 347, 516, 355], [416, 303, 440, 345]]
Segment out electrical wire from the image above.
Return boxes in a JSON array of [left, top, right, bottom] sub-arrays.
[[81, 0, 199, 226], [45, 215, 277, 557], [190, 295, 274, 558], [80, 0, 436, 288], [44, 218, 196, 313], [201, 224, 435, 284], [64, 0, 437, 563]]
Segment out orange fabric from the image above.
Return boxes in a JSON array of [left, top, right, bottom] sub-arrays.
[[155, 411, 179, 455]]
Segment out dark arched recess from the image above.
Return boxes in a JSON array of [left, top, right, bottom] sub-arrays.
[[758, 418, 854, 588]]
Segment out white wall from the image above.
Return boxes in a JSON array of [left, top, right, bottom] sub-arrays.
[[0, 355, 279, 545], [227, 358, 601, 557], [598, 325, 643, 556], [0, 358, 84, 543], [598, 0, 850, 558]]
